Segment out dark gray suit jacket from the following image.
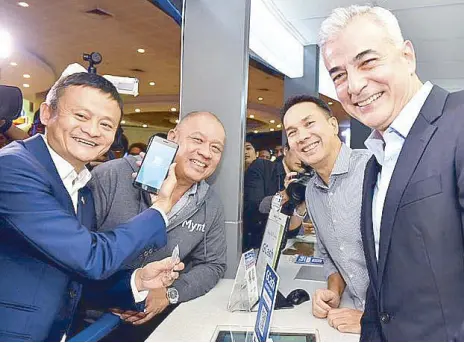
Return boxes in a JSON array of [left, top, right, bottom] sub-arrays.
[[360, 85, 464, 341]]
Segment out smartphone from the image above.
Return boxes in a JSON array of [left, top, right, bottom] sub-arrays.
[[133, 136, 178, 193]]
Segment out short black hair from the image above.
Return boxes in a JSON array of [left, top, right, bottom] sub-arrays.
[[245, 140, 256, 149], [128, 142, 148, 153], [46, 72, 124, 118], [281, 95, 332, 123]]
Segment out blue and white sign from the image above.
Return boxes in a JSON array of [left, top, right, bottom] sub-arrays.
[[294, 255, 324, 265], [253, 264, 280, 342]]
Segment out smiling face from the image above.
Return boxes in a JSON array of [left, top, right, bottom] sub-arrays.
[[322, 15, 418, 132], [283, 102, 340, 171], [40, 85, 120, 171], [168, 112, 226, 184]]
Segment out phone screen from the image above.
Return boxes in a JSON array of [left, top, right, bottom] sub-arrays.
[[134, 138, 177, 192]]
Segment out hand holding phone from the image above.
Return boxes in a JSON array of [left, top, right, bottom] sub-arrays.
[[150, 163, 177, 214], [133, 136, 179, 213]]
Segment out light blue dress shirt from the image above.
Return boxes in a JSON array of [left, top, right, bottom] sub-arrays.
[[306, 144, 372, 309], [364, 81, 433, 259]]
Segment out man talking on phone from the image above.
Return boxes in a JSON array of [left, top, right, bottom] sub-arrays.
[[86, 111, 227, 341], [0, 71, 183, 342]]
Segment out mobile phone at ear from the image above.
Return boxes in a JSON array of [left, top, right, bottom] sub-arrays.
[[133, 136, 178, 194]]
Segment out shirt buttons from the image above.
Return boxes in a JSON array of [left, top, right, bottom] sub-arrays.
[[143, 251, 149, 257], [148, 248, 153, 254], [340, 246, 344, 251], [349, 274, 354, 278], [329, 192, 334, 196]]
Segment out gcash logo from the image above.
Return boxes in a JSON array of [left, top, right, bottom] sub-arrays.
[[265, 269, 276, 290], [262, 243, 273, 259], [182, 219, 206, 233]]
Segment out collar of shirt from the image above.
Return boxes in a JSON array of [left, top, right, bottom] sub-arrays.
[[365, 81, 434, 165], [167, 182, 198, 220], [187, 182, 198, 197], [41, 134, 92, 194], [314, 143, 351, 189]]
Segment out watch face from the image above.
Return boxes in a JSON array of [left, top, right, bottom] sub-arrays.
[[167, 287, 179, 304]]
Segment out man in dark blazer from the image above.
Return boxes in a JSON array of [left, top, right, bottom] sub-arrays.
[[0, 72, 182, 341], [243, 144, 306, 250], [319, 5, 464, 341]]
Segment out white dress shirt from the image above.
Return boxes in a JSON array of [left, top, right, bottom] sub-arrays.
[[364, 81, 433, 259], [42, 135, 150, 306], [43, 135, 92, 212]]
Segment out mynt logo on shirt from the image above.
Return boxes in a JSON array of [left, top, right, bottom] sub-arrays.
[[182, 219, 205, 233]]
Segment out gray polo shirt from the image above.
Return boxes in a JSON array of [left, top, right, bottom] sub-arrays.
[[305, 144, 371, 310]]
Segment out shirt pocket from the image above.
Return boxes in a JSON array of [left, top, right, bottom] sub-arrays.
[[400, 174, 442, 208]]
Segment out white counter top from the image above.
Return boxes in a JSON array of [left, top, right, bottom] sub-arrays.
[[146, 256, 360, 342]]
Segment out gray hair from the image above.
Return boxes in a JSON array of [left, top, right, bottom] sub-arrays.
[[319, 5, 404, 48]]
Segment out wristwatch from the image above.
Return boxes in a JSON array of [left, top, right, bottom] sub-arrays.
[[166, 287, 179, 304], [293, 207, 307, 219]]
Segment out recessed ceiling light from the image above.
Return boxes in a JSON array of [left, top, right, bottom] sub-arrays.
[[23, 83, 30, 88], [270, 128, 275, 132], [170, 107, 177, 112], [10, 62, 17, 66], [258, 97, 263, 101], [254, 130, 259, 134], [249, 114, 255, 119], [277, 124, 282, 128], [18, 2, 29, 7], [149, 81, 155, 86], [135, 108, 141, 113], [142, 124, 148, 128], [137, 48, 145, 54], [328, 101, 333, 105], [23, 74, 30, 78], [121, 120, 126, 124], [270, 120, 275, 124], [175, 119, 180, 124]]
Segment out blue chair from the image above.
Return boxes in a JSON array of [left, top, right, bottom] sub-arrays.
[[68, 313, 121, 342]]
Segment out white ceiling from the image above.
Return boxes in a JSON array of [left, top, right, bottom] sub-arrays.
[[268, 0, 464, 92]]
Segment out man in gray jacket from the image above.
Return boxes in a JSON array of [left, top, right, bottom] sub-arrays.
[[86, 111, 227, 339]]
